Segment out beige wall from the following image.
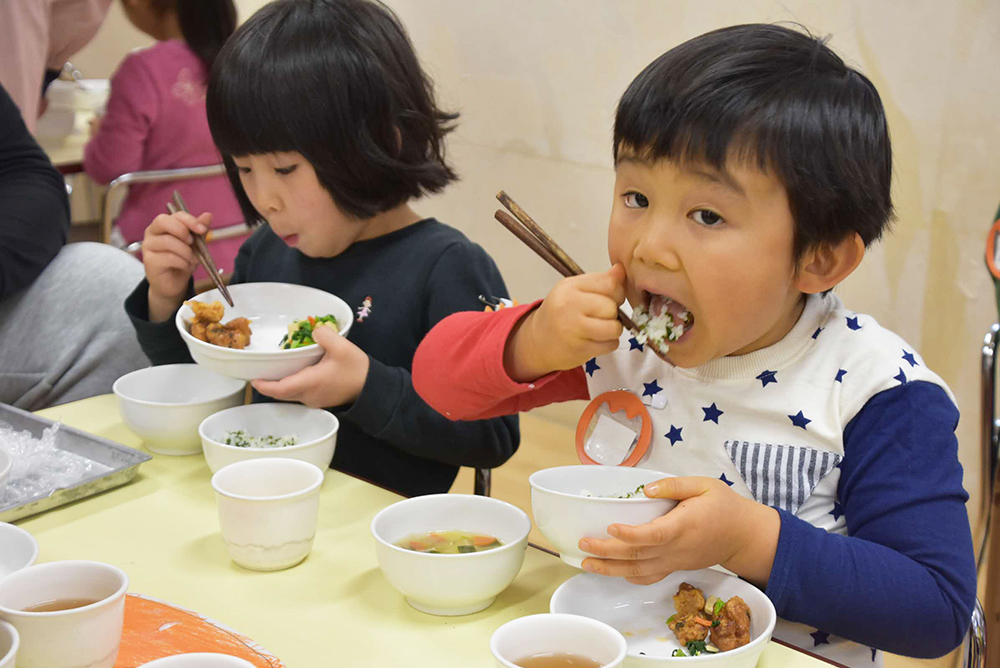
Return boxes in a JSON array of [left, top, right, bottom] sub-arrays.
[[71, 3, 1000, 664]]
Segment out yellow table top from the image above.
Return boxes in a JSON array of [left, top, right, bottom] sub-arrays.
[[19, 395, 828, 667]]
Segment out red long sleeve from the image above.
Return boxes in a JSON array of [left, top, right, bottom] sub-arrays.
[[413, 301, 589, 420]]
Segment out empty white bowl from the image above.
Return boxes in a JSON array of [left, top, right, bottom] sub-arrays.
[[113, 364, 246, 455], [371, 494, 531, 616], [141, 653, 256, 667], [491, 613, 628, 668], [0, 523, 39, 580], [0, 451, 10, 506], [0, 621, 17, 668], [199, 403, 338, 474], [211, 458, 324, 571], [0, 560, 129, 668], [176, 283, 354, 381], [530, 466, 677, 568], [551, 569, 776, 666]]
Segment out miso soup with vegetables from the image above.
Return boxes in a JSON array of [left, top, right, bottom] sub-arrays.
[[279, 315, 339, 349], [396, 530, 503, 554]]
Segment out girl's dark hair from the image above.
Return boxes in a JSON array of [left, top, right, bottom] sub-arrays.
[[614, 23, 893, 260], [206, 0, 459, 223], [151, 0, 237, 70]]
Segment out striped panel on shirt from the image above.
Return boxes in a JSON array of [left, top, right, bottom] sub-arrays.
[[724, 441, 842, 515]]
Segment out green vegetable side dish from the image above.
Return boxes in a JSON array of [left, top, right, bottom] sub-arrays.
[[223, 429, 298, 449], [672, 641, 719, 658], [279, 314, 339, 349]]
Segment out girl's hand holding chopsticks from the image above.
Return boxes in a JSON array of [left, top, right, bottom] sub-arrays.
[[503, 264, 627, 382], [143, 209, 214, 322]]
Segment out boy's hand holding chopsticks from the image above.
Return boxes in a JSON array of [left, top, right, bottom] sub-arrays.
[[143, 209, 214, 322]]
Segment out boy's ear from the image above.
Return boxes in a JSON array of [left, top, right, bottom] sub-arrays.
[[795, 232, 865, 294]]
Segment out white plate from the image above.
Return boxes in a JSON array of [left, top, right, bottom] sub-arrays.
[[550, 570, 776, 666]]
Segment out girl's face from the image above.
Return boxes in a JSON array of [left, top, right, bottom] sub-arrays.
[[232, 152, 368, 258], [607, 153, 807, 368]]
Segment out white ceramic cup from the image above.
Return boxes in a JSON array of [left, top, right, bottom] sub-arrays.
[[0, 523, 38, 581], [491, 613, 628, 668], [0, 621, 18, 668], [211, 458, 324, 571], [0, 560, 129, 668], [140, 653, 256, 667]]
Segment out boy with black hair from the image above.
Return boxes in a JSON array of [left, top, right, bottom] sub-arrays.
[[414, 24, 975, 664]]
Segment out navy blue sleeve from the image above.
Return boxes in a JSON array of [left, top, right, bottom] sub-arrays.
[[765, 381, 977, 658]]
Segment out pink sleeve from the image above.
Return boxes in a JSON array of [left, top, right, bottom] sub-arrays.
[[83, 53, 158, 184], [412, 300, 590, 420]]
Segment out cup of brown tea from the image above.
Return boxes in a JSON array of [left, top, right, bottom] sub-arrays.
[[0, 560, 129, 668], [490, 613, 627, 668]]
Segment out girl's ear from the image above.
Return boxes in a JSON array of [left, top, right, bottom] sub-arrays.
[[794, 232, 865, 294]]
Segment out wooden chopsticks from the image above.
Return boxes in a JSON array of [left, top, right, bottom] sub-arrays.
[[166, 191, 234, 307], [494, 191, 640, 335]]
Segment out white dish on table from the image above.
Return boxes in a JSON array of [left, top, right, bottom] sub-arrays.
[[491, 612, 628, 668], [141, 653, 256, 667], [176, 283, 353, 381], [199, 403, 337, 474], [0, 523, 39, 580], [371, 493, 531, 616], [550, 569, 776, 667], [0, 620, 17, 668], [113, 364, 246, 455], [529, 465, 677, 568]]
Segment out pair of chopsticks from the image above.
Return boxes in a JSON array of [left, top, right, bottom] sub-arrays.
[[493, 190, 642, 338], [166, 191, 234, 307]]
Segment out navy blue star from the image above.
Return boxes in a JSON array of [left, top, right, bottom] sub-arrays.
[[894, 367, 907, 385], [628, 337, 644, 352], [788, 410, 812, 430], [642, 379, 663, 397], [846, 316, 862, 331], [585, 358, 600, 377], [902, 349, 918, 367], [812, 327, 824, 340], [665, 425, 683, 445], [810, 630, 831, 647], [720, 473, 734, 487], [756, 370, 778, 388], [835, 368, 847, 383], [702, 403, 724, 424], [871, 648, 878, 662], [830, 502, 844, 521]]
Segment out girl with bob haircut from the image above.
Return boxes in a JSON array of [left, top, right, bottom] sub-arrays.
[[124, 0, 519, 497]]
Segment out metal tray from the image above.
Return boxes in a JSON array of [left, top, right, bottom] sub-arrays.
[[0, 403, 151, 523]]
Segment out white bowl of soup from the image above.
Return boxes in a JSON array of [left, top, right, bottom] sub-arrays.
[[530, 466, 677, 568], [141, 653, 256, 667], [113, 364, 246, 455], [0, 523, 39, 581], [371, 494, 531, 616], [491, 613, 628, 668], [199, 403, 338, 474], [175, 283, 354, 381]]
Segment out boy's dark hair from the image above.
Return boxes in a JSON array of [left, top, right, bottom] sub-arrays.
[[614, 23, 893, 260], [151, 0, 237, 70], [206, 0, 458, 223]]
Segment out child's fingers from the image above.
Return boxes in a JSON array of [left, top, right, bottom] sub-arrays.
[[252, 363, 326, 406], [144, 233, 198, 265], [311, 324, 341, 350], [580, 555, 667, 579], [571, 271, 627, 301], [579, 535, 658, 561], [583, 316, 623, 344], [577, 291, 623, 321], [625, 573, 670, 586], [604, 519, 673, 546], [644, 476, 716, 500]]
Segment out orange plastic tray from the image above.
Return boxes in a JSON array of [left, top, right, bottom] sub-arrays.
[[115, 593, 284, 667]]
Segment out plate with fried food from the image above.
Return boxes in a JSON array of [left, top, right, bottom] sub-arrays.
[[550, 569, 775, 666], [176, 282, 353, 380]]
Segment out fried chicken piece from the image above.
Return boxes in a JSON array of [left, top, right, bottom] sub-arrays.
[[668, 612, 710, 644], [185, 300, 224, 324], [185, 300, 252, 349], [673, 582, 706, 617], [205, 322, 250, 349], [222, 317, 252, 347], [190, 321, 209, 342], [711, 596, 752, 651]]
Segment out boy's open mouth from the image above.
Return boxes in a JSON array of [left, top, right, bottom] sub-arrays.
[[633, 291, 695, 354]]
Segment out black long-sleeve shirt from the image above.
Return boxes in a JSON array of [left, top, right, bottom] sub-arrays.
[[0, 83, 70, 299], [126, 219, 519, 496]]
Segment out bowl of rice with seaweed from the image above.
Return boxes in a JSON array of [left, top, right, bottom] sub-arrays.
[[198, 403, 337, 473]]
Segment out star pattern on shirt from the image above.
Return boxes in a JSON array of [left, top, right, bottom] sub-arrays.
[[585, 358, 600, 377], [788, 410, 811, 430], [720, 473, 734, 486], [835, 368, 847, 383], [628, 337, 644, 352], [810, 630, 831, 647], [902, 349, 918, 367], [756, 370, 778, 388], [830, 501, 844, 521], [894, 367, 907, 385], [812, 327, 824, 340], [702, 403, 724, 424], [665, 425, 683, 445], [642, 379, 663, 397], [846, 316, 862, 331]]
